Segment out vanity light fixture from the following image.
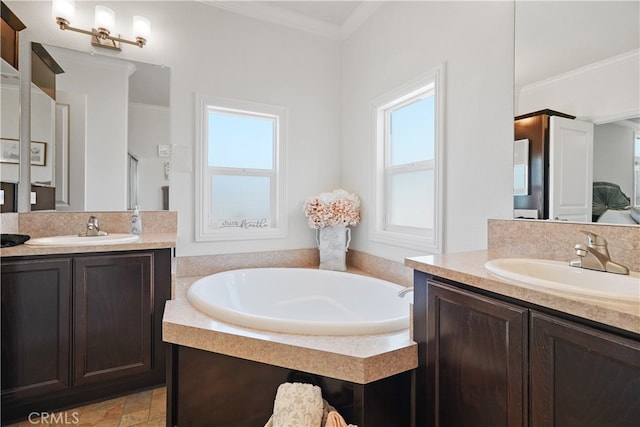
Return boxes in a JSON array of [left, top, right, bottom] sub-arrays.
[[52, 0, 150, 51]]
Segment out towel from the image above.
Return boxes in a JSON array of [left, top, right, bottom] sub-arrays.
[[324, 410, 357, 427], [269, 382, 324, 427]]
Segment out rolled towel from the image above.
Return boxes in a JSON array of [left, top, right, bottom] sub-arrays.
[[272, 382, 323, 427], [324, 410, 357, 427]]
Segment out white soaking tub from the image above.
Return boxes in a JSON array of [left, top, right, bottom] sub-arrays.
[[186, 268, 411, 335]]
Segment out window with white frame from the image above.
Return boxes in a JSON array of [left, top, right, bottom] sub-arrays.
[[371, 65, 444, 252], [196, 96, 287, 241]]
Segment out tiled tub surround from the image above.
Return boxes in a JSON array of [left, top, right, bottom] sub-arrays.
[[167, 250, 417, 384], [175, 248, 414, 287], [407, 219, 640, 335], [164, 276, 417, 384], [165, 251, 417, 426]]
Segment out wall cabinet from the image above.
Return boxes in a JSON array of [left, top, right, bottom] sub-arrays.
[[414, 272, 640, 427], [1, 1, 26, 70], [514, 109, 594, 221], [1, 249, 171, 424]]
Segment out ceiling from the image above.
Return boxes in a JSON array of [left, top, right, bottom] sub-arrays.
[[204, 1, 639, 90], [203, 0, 380, 40], [515, 1, 639, 87]]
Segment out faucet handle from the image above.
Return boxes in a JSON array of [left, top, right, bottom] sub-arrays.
[[581, 230, 607, 247]]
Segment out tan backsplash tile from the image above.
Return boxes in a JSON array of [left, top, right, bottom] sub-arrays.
[[14, 211, 177, 238], [347, 250, 413, 287], [0, 213, 19, 233], [176, 248, 413, 286], [176, 249, 319, 277], [488, 219, 640, 272]]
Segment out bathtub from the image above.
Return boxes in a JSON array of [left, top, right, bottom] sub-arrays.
[[186, 268, 411, 335]]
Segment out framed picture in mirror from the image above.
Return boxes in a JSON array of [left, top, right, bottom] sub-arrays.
[[0, 138, 20, 164], [30, 141, 46, 166]]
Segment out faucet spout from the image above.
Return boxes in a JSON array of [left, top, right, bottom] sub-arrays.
[[570, 231, 629, 275], [79, 215, 108, 237], [398, 287, 414, 298]]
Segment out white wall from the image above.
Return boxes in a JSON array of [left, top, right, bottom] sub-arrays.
[[166, 2, 343, 256], [128, 103, 170, 211], [46, 46, 132, 211], [8, 1, 515, 259], [593, 122, 635, 197], [342, 1, 514, 260]]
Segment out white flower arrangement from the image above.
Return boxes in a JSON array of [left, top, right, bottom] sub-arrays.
[[303, 189, 361, 229]]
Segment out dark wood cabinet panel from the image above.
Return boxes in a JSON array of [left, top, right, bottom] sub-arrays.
[[424, 280, 528, 427], [414, 272, 640, 427], [1, 249, 171, 425], [170, 346, 412, 427], [1, 2, 26, 70], [530, 311, 640, 427], [1, 258, 72, 398], [73, 253, 153, 386]]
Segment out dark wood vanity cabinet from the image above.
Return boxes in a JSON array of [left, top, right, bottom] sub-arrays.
[[529, 311, 640, 426], [1, 258, 72, 398], [414, 272, 640, 427], [1, 249, 171, 424]]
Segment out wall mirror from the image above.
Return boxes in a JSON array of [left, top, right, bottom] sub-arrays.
[[1, 58, 21, 183], [26, 44, 170, 212], [514, 0, 640, 224]]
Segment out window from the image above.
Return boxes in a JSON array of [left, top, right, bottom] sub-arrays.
[[371, 65, 445, 252], [196, 96, 287, 241]]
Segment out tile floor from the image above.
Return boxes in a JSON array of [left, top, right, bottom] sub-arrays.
[[7, 387, 166, 427]]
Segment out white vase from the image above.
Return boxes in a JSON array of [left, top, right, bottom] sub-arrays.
[[316, 226, 351, 271]]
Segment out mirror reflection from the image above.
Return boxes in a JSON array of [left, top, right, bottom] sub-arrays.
[[1, 59, 21, 183], [30, 44, 170, 212], [514, 0, 639, 224]]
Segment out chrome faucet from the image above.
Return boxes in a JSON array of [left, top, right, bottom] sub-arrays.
[[569, 231, 629, 275], [79, 215, 108, 237], [398, 287, 414, 298]]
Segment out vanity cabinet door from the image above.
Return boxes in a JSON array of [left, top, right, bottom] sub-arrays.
[[1, 258, 72, 398], [424, 280, 528, 427], [73, 253, 153, 386], [530, 311, 640, 427]]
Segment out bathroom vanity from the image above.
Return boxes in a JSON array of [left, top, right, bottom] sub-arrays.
[[0, 219, 175, 425], [407, 250, 640, 427]]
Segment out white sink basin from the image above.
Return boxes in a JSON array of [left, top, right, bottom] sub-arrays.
[[485, 258, 640, 302], [25, 233, 140, 247]]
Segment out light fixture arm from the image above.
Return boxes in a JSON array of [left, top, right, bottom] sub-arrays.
[[55, 16, 147, 49]]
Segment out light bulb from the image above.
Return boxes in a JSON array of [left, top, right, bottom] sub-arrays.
[[52, 0, 75, 22], [132, 16, 151, 42], [94, 5, 115, 33]]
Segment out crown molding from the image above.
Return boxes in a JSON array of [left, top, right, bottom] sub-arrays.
[[518, 48, 640, 94], [201, 1, 382, 41]]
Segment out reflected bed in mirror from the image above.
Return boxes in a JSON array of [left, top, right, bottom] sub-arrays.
[[27, 44, 170, 212], [514, 0, 640, 224]]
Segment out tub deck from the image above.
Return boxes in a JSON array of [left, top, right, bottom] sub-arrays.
[[162, 276, 417, 384]]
